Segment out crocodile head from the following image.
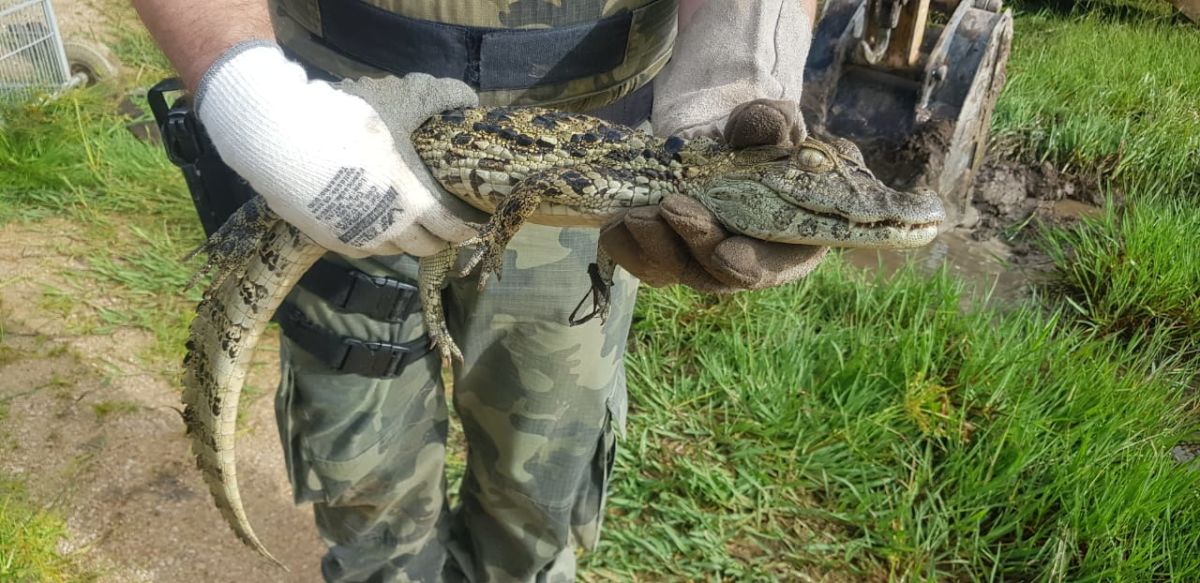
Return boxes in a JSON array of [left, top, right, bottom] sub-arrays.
[[687, 138, 945, 249]]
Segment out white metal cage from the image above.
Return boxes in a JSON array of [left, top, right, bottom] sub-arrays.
[[0, 0, 72, 100]]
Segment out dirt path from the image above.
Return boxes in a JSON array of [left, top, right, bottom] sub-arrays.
[[0, 220, 324, 581]]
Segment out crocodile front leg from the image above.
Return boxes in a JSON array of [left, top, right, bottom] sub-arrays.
[[456, 165, 617, 289], [454, 182, 548, 290]]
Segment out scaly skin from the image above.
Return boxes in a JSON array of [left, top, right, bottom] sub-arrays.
[[181, 105, 944, 567]]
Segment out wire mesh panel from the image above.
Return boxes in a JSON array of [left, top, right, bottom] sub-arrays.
[[0, 0, 70, 101]]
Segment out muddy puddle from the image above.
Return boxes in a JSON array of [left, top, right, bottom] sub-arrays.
[[843, 157, 1106, 304], [843, 229, 1035, 303]]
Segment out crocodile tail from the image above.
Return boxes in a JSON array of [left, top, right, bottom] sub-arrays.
[[180, 197, 324, 569]]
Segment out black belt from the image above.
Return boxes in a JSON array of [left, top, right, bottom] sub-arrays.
[[287, 46, 655, 129], [588, 82, 654, 128], [316, 0, 642, 91], [277, 302, 431, 378]]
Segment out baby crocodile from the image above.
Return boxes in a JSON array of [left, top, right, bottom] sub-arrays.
[[181, 104, 945, 566]]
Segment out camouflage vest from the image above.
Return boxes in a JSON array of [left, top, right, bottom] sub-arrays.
[[270, 0, 678, 111]]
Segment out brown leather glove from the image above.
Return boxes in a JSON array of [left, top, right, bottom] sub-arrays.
[[600, 99, 829, 293]]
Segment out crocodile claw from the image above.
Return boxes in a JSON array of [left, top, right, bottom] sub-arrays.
[[455, 229, 507, 291], [429, 330, 464, 366], [569, 263, 612, 326]]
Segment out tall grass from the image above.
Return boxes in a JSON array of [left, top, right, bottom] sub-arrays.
[[992, 10, 1200, 193], [992, 6, 1200, 354], [583, 259, 1200, 580], [1040, 194, 1200, 358]]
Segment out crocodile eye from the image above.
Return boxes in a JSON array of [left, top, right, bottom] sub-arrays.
[[795, 147, 832, 170]]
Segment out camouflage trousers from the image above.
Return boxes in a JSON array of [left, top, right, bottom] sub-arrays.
[[275, 224, 637, 582]]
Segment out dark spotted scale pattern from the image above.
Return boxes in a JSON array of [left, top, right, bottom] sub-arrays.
[[184, 104, 942, 569], [413, 106, 701, 226]]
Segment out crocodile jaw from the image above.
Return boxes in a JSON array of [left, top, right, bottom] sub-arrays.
[[696, 179, 945, 249], [755, 213, 942, 248]]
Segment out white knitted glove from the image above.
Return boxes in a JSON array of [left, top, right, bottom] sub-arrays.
[[653, 0, 812, 141], [195, 42, 479, 258]]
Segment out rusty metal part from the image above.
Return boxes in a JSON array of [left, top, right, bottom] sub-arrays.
[[1170, 0, 1200, 23], [802, 0, 1014, 229]]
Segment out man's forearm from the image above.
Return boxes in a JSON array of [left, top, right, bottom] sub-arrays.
[[131, 0, 274, 91], [678, 0, 817, 30]]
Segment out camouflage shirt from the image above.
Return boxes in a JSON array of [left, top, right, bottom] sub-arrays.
[[270, 0, 678, 111]]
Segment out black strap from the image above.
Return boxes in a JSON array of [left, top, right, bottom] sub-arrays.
[[296, 259, 420, 323], [589, 81, 654, 128], [277, 302, 432, 378], [317, 0, 636, 91], [288, 48, 656, 129]]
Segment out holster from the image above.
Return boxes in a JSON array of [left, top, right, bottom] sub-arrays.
[[147, 78, 430, 377]]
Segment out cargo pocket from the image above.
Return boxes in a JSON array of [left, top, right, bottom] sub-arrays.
[[278, 338, 443, 507], [275, 343, 314, 505], [571, 408, 618, 551]]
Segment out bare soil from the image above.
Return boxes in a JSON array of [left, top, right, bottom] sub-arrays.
[[0, 221, 324, 582], [49, 0, 116, 45]]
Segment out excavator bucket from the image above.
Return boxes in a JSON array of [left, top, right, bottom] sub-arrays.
[[1171, 0, 1200, 23], [802, 0, 1014, 228]]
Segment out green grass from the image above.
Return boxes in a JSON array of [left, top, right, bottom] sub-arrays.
[[991, 5, 1200, 358], [0, 80, 203, 366], [91, 400, 143, 420], [992, 7, 1200, 193], [1040, 195, 1200, 358], [581, 259, 1200, 580], [0, 0, 198, 365], [0, 479, 85, 582], [0, 87, 187, 221]]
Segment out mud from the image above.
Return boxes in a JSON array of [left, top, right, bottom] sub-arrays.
[[969, 157, 1108, 234], [844, 154, 1106, 303]]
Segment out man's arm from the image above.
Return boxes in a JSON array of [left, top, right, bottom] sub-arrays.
[[601, 0, 828, 293], [129, 0, 479, 258], [130, 0, 273, 91], [679, 0, 817, 30]]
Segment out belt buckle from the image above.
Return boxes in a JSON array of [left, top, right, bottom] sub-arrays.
[[339, 338, 408, 378], [341, 271, 418, 323]]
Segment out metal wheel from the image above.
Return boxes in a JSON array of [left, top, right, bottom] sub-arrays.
[[62, 39, 120, 87]]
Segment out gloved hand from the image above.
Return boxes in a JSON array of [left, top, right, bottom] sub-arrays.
[[601, 100, 828, 293], [195, 42, 479, 258], [600, 0, 827, 293]]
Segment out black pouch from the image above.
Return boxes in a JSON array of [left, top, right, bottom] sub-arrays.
[[147, 77, 258, 238]]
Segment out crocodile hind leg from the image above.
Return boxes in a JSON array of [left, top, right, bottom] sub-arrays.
[[569, 246, 616, 326], [418, 247, 463, 364]]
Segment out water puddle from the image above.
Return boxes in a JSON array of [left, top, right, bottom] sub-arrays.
[[842, 228, 1050, 305], [841, 156, 1106, 307]]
